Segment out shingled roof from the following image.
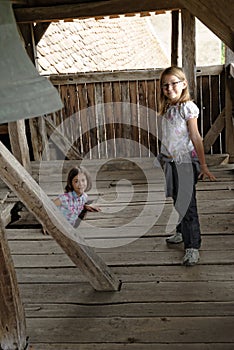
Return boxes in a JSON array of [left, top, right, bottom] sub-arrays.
[[36, 15, 169, 74]]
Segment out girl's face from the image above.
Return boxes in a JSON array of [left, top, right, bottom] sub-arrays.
[[72, 173, 87, 196], [162, 74, 187, 104]]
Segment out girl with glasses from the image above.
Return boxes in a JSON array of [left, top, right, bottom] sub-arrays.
[[158, 66, 216, 266]]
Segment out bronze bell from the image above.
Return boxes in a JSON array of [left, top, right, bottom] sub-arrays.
[[0, 0, 63, 124]]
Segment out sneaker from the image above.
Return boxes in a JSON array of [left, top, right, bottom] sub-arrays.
[[183, 248, 200, 266], [166, 232, 183, 244]]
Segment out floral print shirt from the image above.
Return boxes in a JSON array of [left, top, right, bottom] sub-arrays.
[[161, 101, 199, 163], [58, 191, 88, 226]]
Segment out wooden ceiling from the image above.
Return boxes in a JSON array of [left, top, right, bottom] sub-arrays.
[[12, 0, 234, 51]]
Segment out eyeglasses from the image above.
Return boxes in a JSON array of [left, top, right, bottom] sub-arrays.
[[162, 81, 182, 89]]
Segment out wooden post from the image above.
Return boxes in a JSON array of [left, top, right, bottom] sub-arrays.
[[181, 9, 196, 101], [0, 221, 27, 350], [0, 141, 120, 291], [225, 48, 234, 163], [171, 10, 179, 66], [18, 23, 46, 161], [8, 120, 32, 173]]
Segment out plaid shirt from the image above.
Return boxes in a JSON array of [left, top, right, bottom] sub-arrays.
[[58, 191, 88, 226]]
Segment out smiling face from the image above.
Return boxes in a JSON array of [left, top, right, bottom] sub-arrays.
[[162, 74, 187, 104], [71, 172, 87, 196]]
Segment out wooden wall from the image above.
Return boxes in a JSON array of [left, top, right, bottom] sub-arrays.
[[36, 65, 225, 160], [43, 65, 225, 160]]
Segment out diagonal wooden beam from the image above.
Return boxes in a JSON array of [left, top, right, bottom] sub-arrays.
[[0, 141, 120, 291], [44, 116, 83, 160], [203, 109, 225, 153]]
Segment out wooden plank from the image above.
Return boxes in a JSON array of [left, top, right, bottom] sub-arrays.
[[103, 82, 115, 158], [78, 84, 91, 157], [138, 80, 149, 157], [86, 83, 99, 159], [24, 316, 234, 343], [26, 344, 234, 350], [14, 264, 234, 284], [0, 142, 120, 291], [14, 0, 181, 23], [121, 81, 131, 157], [48, 66, 224, 86], [10, 250, 234, 267], [18, 279, 234, 303], [0, 223, 26, 350], [23, 300, 234, 318], [129, 80, 140, 157], [9, 235, 234, 256]]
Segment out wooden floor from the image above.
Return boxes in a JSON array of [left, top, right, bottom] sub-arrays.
[[2, 157, 234, 349]]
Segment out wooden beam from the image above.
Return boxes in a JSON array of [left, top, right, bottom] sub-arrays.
[[178, 0, 234, 51], [225, 48, 234, 163], [13, 0, 180, 23], [34, 22, 51, 45], [48, 66, 224, 85], [8, 120, 32, 173], [181, 9, 196, 100], [0, 141, 120, 291], [44, 116, 83, 159], [0, 222, 27, 350], [171, 10, 179, 66], [203, 109, 225, 153]]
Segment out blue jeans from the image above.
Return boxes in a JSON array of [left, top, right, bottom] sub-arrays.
[[171, 162, 201, 250]]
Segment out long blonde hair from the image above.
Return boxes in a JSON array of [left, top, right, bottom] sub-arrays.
[[158, 66, 191, 115]]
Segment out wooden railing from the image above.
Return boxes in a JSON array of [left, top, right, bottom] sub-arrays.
[[45, 65, 225, 159]]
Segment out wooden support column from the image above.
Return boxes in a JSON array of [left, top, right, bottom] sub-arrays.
[[225, 48, 234, 162], [8, 120, 32, 173], [181, 9, 196, 100], [0, 221, 27, 350], [0, 141, 120, 292], [171, 10, 179, 66], [18, 23, 48, 161]]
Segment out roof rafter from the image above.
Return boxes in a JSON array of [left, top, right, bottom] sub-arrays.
[[13, 0, 180, 23]]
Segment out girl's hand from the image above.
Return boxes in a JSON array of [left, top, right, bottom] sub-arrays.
[[84, 204, 101, 212], [198, 164, 216, 181]]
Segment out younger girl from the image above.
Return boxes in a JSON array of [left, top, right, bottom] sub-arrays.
[[53, 166, 100, 228], [158, 66, 216, 266]]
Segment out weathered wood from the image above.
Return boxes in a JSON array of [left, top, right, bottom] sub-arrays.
[[24, 316, 234, 343], [29, 117, 44, 161], [8, 120, 32, 173], [203, 109, 225, 153], [0, 142, 120, 291], [49, 66, 224, 85], [34, 22, 50, 45], [225, 53, 234, 162], [23, 344, 234, 350], [0, 223, 26, 350], [178, 0, 234, 51], [13, 0, 180, 23], [171, 10, 179, 66], [44, 116, 82, 159], [181, 9, 196, 100], [0, 158, 233, 348]]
